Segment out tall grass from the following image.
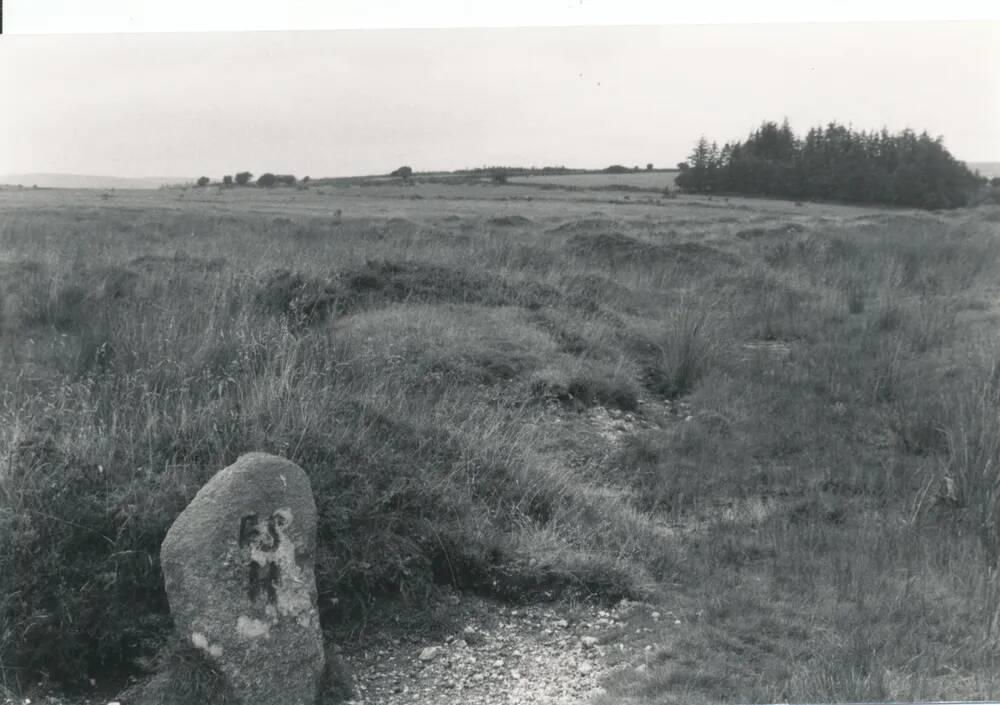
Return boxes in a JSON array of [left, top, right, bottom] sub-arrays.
[[941, 347, 1000, 640], [0, 207, 677, 689], [2, 197, 1000, 701]]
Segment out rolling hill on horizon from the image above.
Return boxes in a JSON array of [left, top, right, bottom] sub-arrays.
[[4, 162, 998, 191], [0, 173, 195, 190]]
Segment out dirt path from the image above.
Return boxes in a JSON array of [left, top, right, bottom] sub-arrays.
[[9, 594, 670, 705], [341, 594, 666, 705]]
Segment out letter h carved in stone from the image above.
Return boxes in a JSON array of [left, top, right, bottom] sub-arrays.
[[239, 511, 287, 606]]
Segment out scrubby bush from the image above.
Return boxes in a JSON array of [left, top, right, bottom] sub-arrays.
[[253, 269, 338, 325]]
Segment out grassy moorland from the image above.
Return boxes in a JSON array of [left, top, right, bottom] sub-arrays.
[[505, 171, 678, 191], [2, 180, 1000, 702]]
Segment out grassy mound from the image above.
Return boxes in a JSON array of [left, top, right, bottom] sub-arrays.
[[336, 259, 563, 313], [546, 218, 620, 236], [487, 215, 533, 227], [250, 260, 569, 327], [565, 232, 662, 264], [336, 304, 555, 388], [565, 232, 737, 271], [735, 222, 807, 240]]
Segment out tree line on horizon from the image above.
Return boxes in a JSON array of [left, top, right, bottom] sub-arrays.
[[195, 162, 677, 189], [675, 120, 986, 209], [197, 172, 308, 188]]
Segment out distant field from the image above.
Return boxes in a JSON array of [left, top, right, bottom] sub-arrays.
[[508, 170, 678, 190], [3, 181, 1000, 704]]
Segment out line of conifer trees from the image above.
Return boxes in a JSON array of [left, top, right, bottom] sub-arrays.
[[675, 120, 983, 209]]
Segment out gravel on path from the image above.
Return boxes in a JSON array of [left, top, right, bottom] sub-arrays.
[[342, 594, 662, 705]]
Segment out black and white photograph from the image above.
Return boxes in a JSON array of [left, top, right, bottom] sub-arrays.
[[2, 3, 1000, 704]]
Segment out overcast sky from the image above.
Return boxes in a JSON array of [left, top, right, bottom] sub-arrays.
[[2, 22, 998, 178]]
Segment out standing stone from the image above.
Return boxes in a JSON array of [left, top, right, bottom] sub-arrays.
[[160, 452, 325, 705]]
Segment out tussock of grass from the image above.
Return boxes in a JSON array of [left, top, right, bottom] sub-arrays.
[[564, 232, 737, 272], [129, 252, 226, 273], [487, 215, 533, 227], [546, 217, 620, 236], [628, 299, 722, 399], [254, 269, 339, 324], [336, 259, 563, 313], [565, 232, 662, 263], [715, 266, 817, 342], [124, 635, 354, 704], [558, 273, 639, 312], [531, 357, 640, 411], [735, 222, 807, 240], [336, 304, 555, 388], [493, 242, 557, 272], [939, 349, 1000, 637], [124, 639, 238, 705]]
